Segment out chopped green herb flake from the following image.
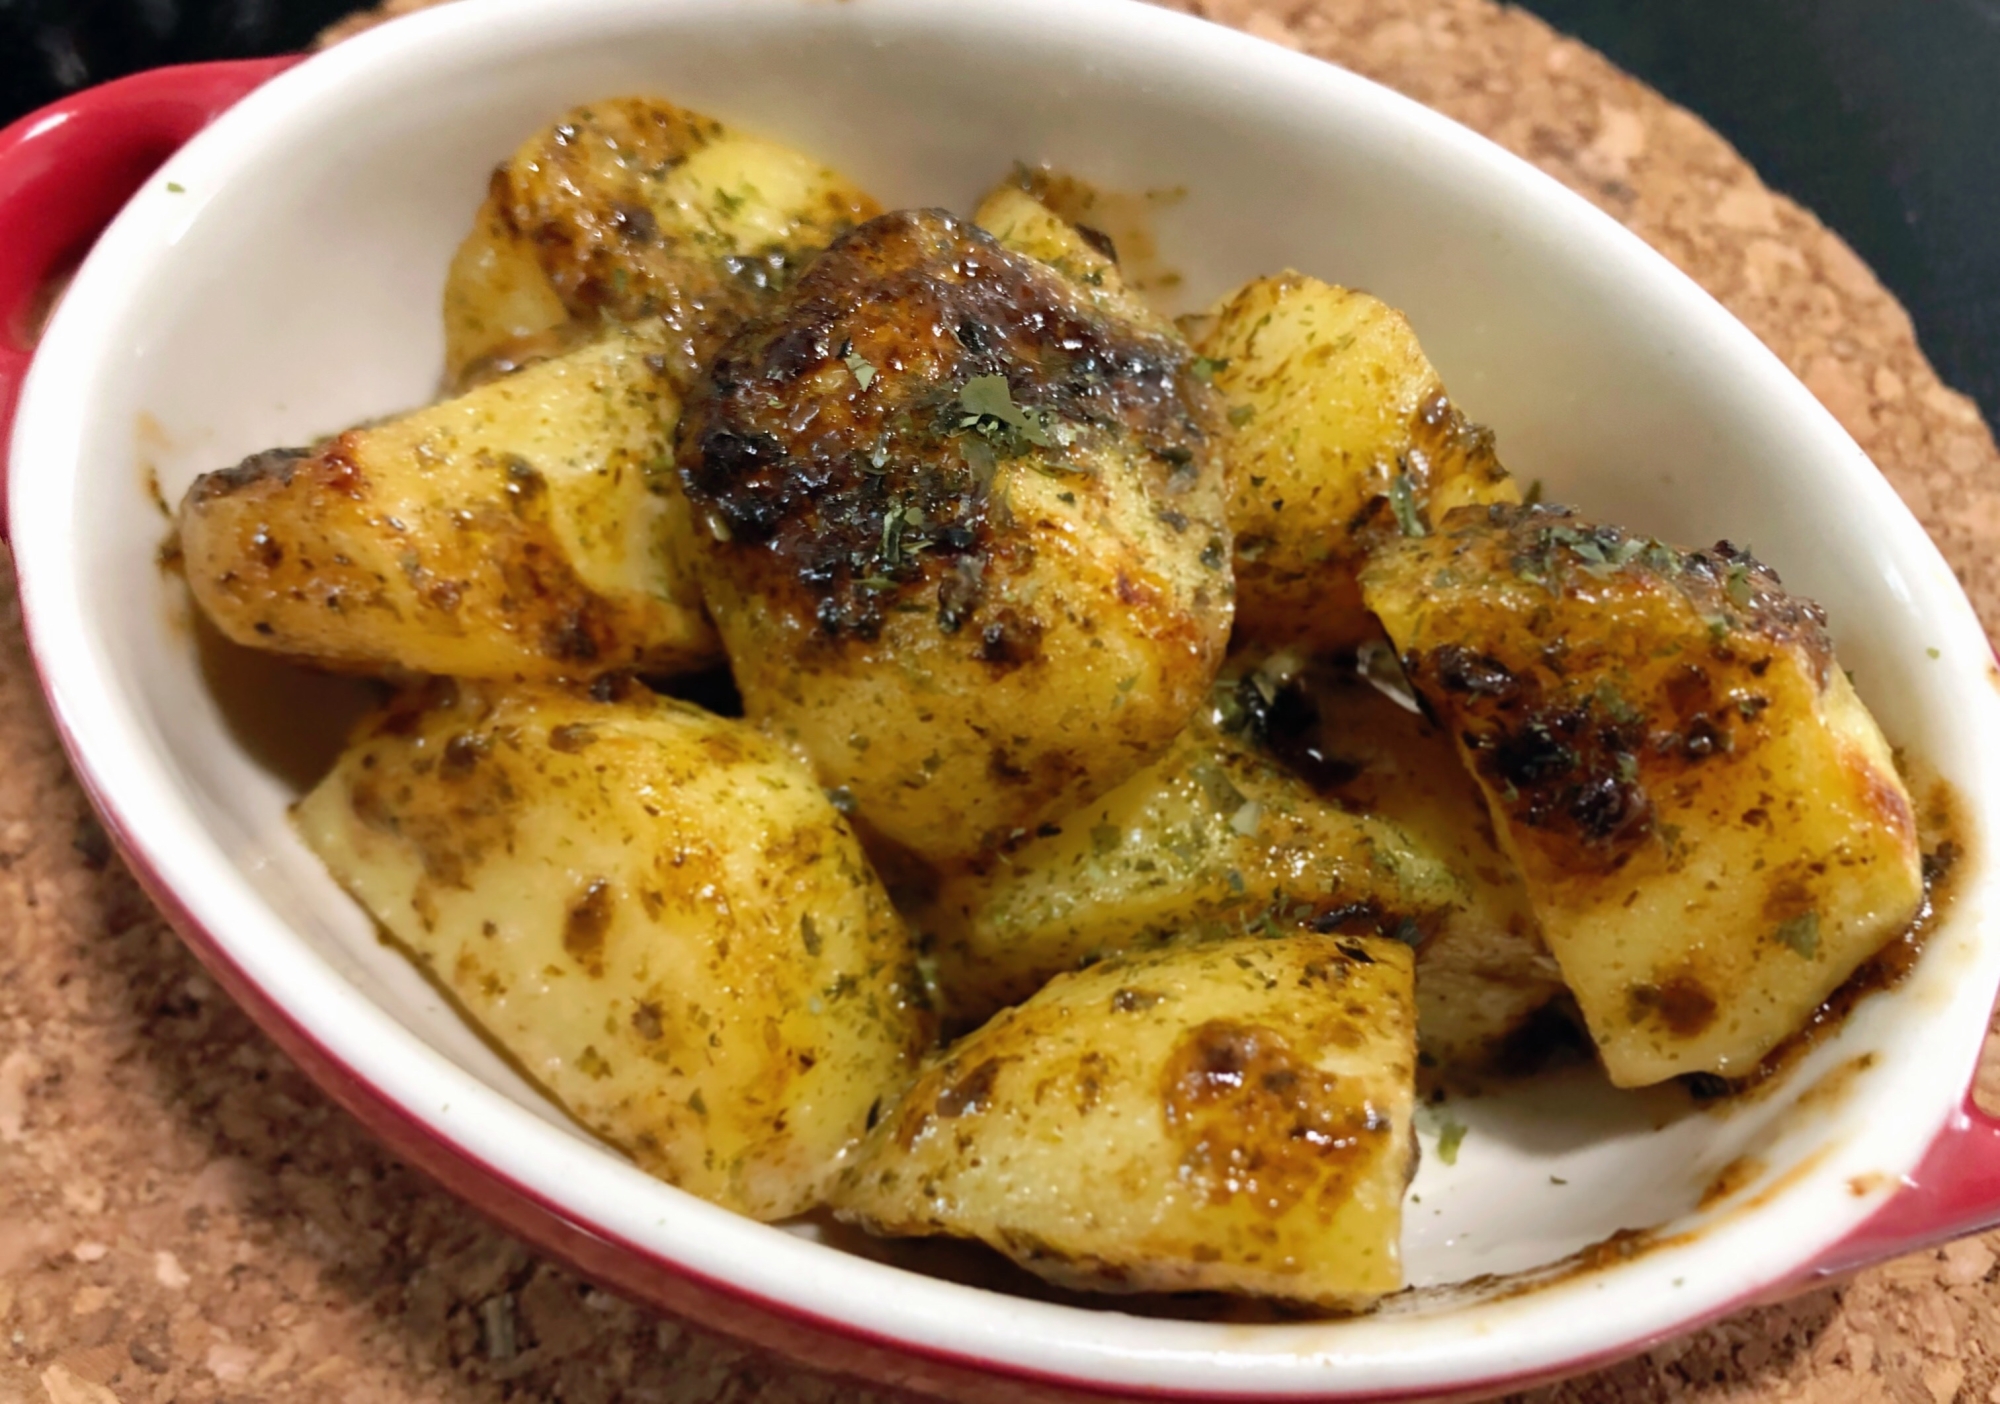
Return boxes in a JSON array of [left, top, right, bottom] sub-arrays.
[[1435, 1116, 1467, 1166], [959, 373, 1054, 448], [1191, 760, 1248, 813], [1774, 910, 1820, 959], [1927, 646, 1941, 660], [800, 914, 823, 957], [1388, 472, 1427, 537], [1724, 563, 1754, 608], [844, 350, 878, 390], [825, 785, 858, 815], [687, 1089, 709, 1117], [1226, 403, 1255, 428], [881, 497, 905, 567], [165, 181, 186, 194], [1189, 355, 1229, 382], [1594, 679, 1641, 724], [1090, 822, 1121, 855], [1522, 478, 1544, 506], [960, 434, 999, 484]]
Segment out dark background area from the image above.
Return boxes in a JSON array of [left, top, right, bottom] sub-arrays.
[[2, 0, 1996, 439]]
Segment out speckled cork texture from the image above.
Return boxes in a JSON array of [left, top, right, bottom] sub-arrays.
[[3, 1, 1998, 1401]]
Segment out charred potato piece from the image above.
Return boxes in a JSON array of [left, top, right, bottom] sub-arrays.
[[833, 933, 1418, 1309], [448, 97, 881, 387], [677, 209, 1233, 863], [1196, 273, 1519, 652], [920, 707, 1456, 1026], [972, 181, 1167, 334], [1261, 658, 1567, 1070], [1360, 503, 1924, 1086], [179, 329, 717, 682], [295, 682, 933, 1220]]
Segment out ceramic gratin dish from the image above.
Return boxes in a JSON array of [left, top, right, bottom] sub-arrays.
[[4, 1, 2000, 1398]]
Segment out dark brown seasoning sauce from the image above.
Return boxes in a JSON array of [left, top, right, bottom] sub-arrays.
[[1708, 773, 1967, 1100], [677, 207, 1217, 643], [1399, 1225, 1688, 1312], [1161, 1019, 1388, 1217]]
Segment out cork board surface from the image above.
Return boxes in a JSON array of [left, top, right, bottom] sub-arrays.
[[5, 1, 2000, 1401]]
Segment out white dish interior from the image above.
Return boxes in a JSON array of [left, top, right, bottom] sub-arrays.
[[12, 0, 2000, 1394]]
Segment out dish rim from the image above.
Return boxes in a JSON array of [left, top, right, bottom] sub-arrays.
[[9, 0, 2000, 1395]]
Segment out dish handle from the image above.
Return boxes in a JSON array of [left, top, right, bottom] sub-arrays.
[[0, 56, 297, 544], [1810, 1083, 2000, 1278]]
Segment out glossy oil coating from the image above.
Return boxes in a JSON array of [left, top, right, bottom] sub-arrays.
[[679, 208, 1232, 861], [1362, 503, 1923, 1085]]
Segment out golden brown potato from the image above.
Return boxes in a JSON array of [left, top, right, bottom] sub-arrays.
[[1195, 273, 1519, 652], [971, 181, 1168, 334], [294, 681, 933, 1220], [919, 706, 1457, 1026], [677, 209, 1233, 863], [1360, 503, 1924, 1086], [833, 933, 1418, 1309], [442, 190, 578, 389], [179, 329, 717, 682], [447, 97, 881, 388], [1262, 658, 1567, 1070]]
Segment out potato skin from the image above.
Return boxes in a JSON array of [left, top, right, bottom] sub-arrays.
[[920, 707, 1457, 1026], [1361, 503, 1924, 1085], [833, 933, 1417, 1309], [294, 682, 933, 1219], [179, 330, 717, 682], [1195, 273, 1519, 653], [1271, 662, 1567, 1070], [677, 209, 1233, 862], [449, 97, 881, 388]]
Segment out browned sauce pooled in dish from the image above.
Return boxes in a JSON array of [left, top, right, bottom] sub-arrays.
[[163, 90, 1948, 1319]]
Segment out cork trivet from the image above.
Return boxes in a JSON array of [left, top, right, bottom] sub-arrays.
[[2, 2, 1997, 1401]]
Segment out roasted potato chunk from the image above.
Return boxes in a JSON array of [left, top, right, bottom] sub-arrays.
[[833, 933, 1417, 1309], [919, 707, 1457, 1025], [1360, 503, 1924, 1086], [294, 682, 933, 1219], [179, 329, 717, 682], [1259, 659, 1567, 1069], [448, 97, 881, 387], [677, 209, 1233, 863], [972, 180, 1167, 334], [442, 190, 577, 389], [1195, 273, 1519, 652]]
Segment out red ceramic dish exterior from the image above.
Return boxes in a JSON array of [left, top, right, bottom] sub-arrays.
[[0, 57, 298, 542], [3, 56, 2000, 1400]]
